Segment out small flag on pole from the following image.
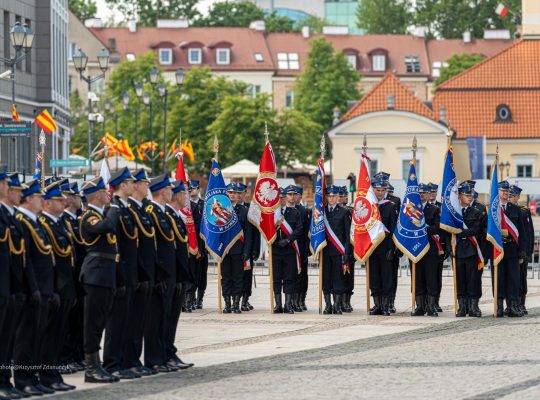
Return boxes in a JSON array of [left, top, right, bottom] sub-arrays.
[[495, 3, 508, 17], [34, 109, 58, 134], [33, 153, 43, 182], [12, 104, 20, 121], [486, 162, 504, 266]]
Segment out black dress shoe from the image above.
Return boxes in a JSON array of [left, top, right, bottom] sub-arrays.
[[130, 366, 150, 376], [111, 369, 136, 380], [8, 386, 31, 398], [34, 384, 54, 394], [176, 358, 194, 368], [16, 385, 44, 396], [60, 382, 76, 390], [149, 364, 170, 374], [45, 382, 70, 392], [0, 387, 16, 399]]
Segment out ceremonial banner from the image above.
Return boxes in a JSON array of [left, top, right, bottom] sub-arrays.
[[33, 153, 42, 182], [200, 159, 243, 261], [309, 156, 327, 259], [486, 162, 504, 266], [351, 154, 386, 261], [175, 153, 199, 256], [248, 141, 281, 244], [466, 136, 486, 179], [393, 162, 430, 263], [440, 147, 464, 234]]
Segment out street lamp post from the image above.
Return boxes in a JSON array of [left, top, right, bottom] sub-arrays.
[[142, 91, 154, 173], [72, 47, 110, 171], [123, 90, 141, 169], [0, 21, 35, 170]]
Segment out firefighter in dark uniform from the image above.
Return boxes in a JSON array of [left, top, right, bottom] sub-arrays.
[[322, 185, 352, 315], [220, 183, 252, 313], [164, 180, 194, 369], [494, 181, 527, 317], [60, 181, 86, 372], [454, 183, 482, 317], [189, 180, 208, 310], [79, 177, 121, 383], [13, 180, 57, 395], [509, 184, 534, 315], [272, 186, 302, 314], [412, 183, 443, 317], [375, 172, 401, 313], [145, 174, 179, 372], [38, 181, 77, 391], [339, 186, 354, 312], [125, 169, 156, 376], [292, 185, 309, 312], [428, 183, 445, 313], [102, 168, 139, 380], [238, 183, 260, 312], [368, 180, 398, 316], [0, 174, 33, 399]]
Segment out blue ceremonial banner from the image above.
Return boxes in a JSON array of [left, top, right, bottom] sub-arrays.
[[393, 161, 429, 263], [33, 154, 42, 182], [440, 147, 464, 235], [200, 159, 243, 261], [309, 156, 327, 259], [486, 162, 504, 266], [467, 136, 485, 179]]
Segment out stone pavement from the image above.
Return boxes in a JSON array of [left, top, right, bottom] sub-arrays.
[[51, 271, 540, 399]]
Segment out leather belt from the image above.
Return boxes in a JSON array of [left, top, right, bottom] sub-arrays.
[[87, 251, 120, 262]]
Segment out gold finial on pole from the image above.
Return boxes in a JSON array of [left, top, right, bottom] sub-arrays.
[[264, 121, 269, 144], [446, 129, 452, 148], [179, 128, 182, 145], [39, 129, 46, 188], [320, 133, 326, 158], [412, 136, 417, 159], [362, 134, 367, 155], [213, 135, 219, 162]]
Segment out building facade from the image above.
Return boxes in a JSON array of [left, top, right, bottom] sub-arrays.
[[0, 0, 70, 174]]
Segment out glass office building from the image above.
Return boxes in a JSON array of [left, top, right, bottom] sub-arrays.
[[325, 0, 364, 35]]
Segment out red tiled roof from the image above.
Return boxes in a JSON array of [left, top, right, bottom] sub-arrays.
[[341, 72, 438, 122], [426, 38, 513, 67], [433, 40, 540, 139]]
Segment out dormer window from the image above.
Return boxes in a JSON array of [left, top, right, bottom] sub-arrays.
[[216, 48, 230, 65], [404, 56, 421, 73], [495, 104, 512, 123], [159, 48, 173, 65], [254, 53, 264, 62], [347, 54, 357, 70], [188, 48, 202, 64], [372, 55, 385, 71]]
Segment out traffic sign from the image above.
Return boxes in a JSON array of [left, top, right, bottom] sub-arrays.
[[49, 159, 88, 168], [0, 121, 32, 138]]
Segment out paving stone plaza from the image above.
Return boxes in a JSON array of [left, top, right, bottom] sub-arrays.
[[51, 268, 540, 400]]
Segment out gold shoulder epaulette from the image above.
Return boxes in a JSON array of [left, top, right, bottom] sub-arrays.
[[146, 205, 154, 213]]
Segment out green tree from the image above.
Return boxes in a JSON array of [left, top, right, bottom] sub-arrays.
[[69, 90, 90, 155], [294, 38, 361, 130], [434, 53, 486, 86], [69, 0, 97, 21], [104, 0, 201, 27], [296, 15, 327, 34], [356, 0, 413, 34], [265, 11, 296, 33], [195, 0, 264, 27], [415, 0, 522, 39]]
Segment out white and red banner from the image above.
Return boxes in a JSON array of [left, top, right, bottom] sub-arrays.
[[501, 210, 519, 244], [175, 152, 200, 256], [248, 141, 281, 244], [350, 154, 387, 261], [495, 3, 508, 17], [280, 218, 302, 273]]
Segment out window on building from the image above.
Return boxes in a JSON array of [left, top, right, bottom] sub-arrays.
[[431, 61, 448, 78], [372, 55, 386, 71], [216, 48, 230, 65], [285, 90, 294, 108], [277, 53, 299, 70], [25, 18, 31, 73], [247, 85, 261, 98], [346, 54, 357, 69], [188, 48, 202, 64], [3, 11, 9, 61], [402, 160, 421, 181], [108, 38, 116, 51], [68, 42, 77, 60], [404, 56, 421, 73], [517, 165, 533, 178], [495, 104, 512, 123], [254, 52, 264, 62], [369, 160, 378, 179], [126, 53, 136, 61], [159, 48, 173, 65]]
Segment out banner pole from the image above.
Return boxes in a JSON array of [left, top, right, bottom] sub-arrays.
[[217, 261, 222, 314], [451, 234, 458, 315], [493, 263, 498, 317], [318, 255, 323, 314], [366, 259, 371, 314], [269, 245, 274, 313], [411, 262, 416, 314]]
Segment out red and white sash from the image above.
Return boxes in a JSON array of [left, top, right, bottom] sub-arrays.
[[431, 234, 444, 255], [462, 222, 485, 270], [323, 216, 348, 272], [280, 219, 302, 274], [501, 208, 519, 244]]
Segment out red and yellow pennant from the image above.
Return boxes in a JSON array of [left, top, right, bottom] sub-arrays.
[[34, 109, 57, 134], [116, 139, 135, 161], [181, 140, 195, 162], [12, 104, 20, 121]]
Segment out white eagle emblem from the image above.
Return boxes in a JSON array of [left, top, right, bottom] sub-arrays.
[[257, 181, 278, 204], [354, 202, 369, 220]]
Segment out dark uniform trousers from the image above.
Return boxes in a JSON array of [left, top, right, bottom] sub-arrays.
[[293, 204, 310, 295], [491, 202, 526, 302], [144, 202, 176, 368], [13, 212, 54, 388], [322, 205, 351, 296], [473, 200, 487, 299], [415, 203, 441, 298], [243, 219, 261, 296], [519, 206, 534, 299], [104, 197, 138, 373], [38, 213, 77, 386], [272, 206, 302, 295], [455, 206, 482, 299], [369, 201, 397, 298], [78, 205, 120, 356], [221, 204, 252, 297], [343, 206, 354, 296], [193, 199, 208, 299], [388, 194, 402, 299]]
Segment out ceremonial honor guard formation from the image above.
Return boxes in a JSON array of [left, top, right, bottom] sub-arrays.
[[0, 124, 536, 399]]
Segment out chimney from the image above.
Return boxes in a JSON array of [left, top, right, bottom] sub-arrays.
[[463, 30, 471, 43], [84, 18, 102, 28], [128, 20, 137, 33], [249, 20, 266, 31], [302, 26, 310, 38], [157, 19, 189, 28], [523, 0, 540, 38]]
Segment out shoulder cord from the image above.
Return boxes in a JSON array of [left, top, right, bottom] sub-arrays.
[[79, 210, 117, 246], [17, 216, 52, 255], [0, 226, 8, 242], [65, 218, 85, 245], [167, 213, 187, 243], [39, 219, 73, 258], [149, 210, 175, 242], [129, 207, 155, 238], [119, 213, 138, 240]]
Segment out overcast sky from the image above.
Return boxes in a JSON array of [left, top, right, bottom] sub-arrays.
[[94, 0, 220, 20]]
